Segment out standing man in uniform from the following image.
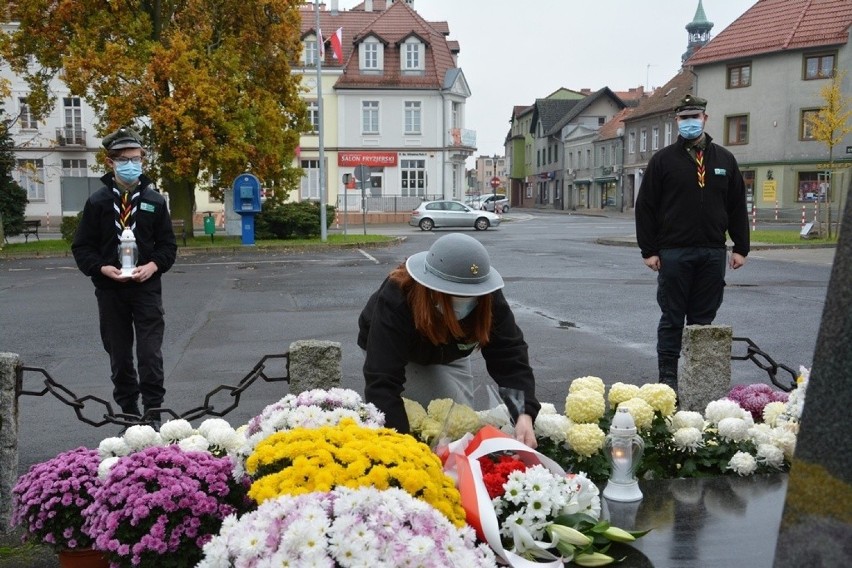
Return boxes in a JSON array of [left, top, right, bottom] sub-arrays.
[[72, 126, 177, 428], [635, 95, 750, 390]]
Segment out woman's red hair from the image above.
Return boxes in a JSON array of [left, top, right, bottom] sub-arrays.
[[389, 263, 493, 346]]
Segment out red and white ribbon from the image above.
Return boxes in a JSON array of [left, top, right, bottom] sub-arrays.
[[444, 425, 567, 568]]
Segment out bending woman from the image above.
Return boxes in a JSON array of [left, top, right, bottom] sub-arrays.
[[358, 232, 540, 447]]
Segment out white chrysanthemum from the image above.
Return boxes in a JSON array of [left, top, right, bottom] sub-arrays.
[[717, 417, 750, 442], [672, 427, 705, 452], [727, 451, 758, 476], [668, 410, 705, 432], [204, 424, 241, 452], [158, 419, 195, 442], [98, 436, 131, 459], [771, 428, 798, 461], [748, 423, 774, 446], [97, 456, 120, 480], [705, 399, 747, 425], [756, 443, 785, 469], [568, 376, 606, 394], [122, 424, 162, 451], [538, 402, 558, 415], [534, 413, 572, 443], [762, 401, 787, 427], [607, 383, 641, 407], [198, 418, 233, 438], [477, 404, 512, 428], [178, 434, 210, 453]]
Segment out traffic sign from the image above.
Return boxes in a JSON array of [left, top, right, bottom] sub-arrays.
[[354, 165, 371, 182], [490, 176, 501, 189]]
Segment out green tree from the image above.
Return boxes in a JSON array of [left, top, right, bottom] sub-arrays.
[[0, 0, 309, 237], [0, 103, 28, 239], [807, 70, 852, 239]]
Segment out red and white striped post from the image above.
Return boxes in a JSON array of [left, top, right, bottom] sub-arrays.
[[46, 212, 50, 230], [801, 205, 806, 229], [752, 204, 757, 232], [774, 201, 778, 221], [813, 202, 818, 222]]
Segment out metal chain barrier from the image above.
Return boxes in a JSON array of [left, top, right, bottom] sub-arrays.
[[16, 353, 290, 427], [732, 337, 798, 392]]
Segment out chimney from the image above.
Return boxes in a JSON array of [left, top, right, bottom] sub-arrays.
[[331, 0, 338, 14], [365, 0, 373, 11]]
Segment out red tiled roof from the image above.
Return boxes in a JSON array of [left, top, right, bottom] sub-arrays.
[[300, 1, 458, 90], [625, 69, 695, 121], [687, 0, 852, 66], [598, 107, 634, 140]]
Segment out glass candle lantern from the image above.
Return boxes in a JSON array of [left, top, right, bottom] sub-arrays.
[[118, 228, 138, 278], [603, 407, 645, 502]]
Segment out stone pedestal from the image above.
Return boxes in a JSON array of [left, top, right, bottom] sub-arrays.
[[0, 353, 21, 535], [288, 340, 342, 394], [680, 325, 731, 412]]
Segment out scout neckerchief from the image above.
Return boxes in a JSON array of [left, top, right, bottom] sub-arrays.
[[687, 138, 707, 189], [113, 183, 140, 237]]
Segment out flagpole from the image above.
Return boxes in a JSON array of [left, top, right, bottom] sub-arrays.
[[315, 0, 328, 241]]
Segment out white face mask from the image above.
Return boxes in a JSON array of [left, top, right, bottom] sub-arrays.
[[450, 296, 478, 320]]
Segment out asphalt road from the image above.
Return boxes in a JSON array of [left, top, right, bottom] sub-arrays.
[[1, 212, 835, 476]]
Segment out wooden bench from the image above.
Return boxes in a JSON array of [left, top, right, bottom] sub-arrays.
[[171, 219, 187, 246], [22, 219, 41, 243]]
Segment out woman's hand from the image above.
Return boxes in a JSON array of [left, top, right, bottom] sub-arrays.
[[514, 414, 537, 449]]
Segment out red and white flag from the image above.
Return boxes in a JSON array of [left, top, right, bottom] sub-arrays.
[[329, 27, 343, 61], [317, 28, 325, 59]]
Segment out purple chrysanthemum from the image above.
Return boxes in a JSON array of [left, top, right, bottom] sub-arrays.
[[727, 383, 789, 421]]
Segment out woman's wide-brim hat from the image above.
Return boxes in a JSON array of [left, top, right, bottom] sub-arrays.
[[405, 233, 504, 296]]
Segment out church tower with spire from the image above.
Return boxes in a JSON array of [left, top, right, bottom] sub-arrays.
[[683, 0, 714, 63]]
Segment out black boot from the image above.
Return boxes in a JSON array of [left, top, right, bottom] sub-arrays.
[[144, 407, 162, 431], [658, 356, 679, 391]]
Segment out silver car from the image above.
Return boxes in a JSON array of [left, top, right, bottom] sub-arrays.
[[409, 200, 501, 231], [478, 194, 509, 213]]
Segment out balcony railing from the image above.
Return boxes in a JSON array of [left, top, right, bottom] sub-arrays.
[[55, 128, 87, 147]]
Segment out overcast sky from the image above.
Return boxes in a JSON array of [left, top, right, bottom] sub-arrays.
[[337, 0, 757, 158]]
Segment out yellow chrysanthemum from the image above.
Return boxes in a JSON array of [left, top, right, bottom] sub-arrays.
[[607, 383, 640, 407], [762, 401, 786, 427], [565, 389, 606, 424], [565, 423, 606, 457], [403, 398, 428, 431], [568, 376, 606, 395], [245, 419, 466, 526], [637, 383, 677, 416], [616, 398, 656, 431]]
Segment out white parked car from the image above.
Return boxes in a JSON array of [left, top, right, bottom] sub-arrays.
[[478, 194, 509, 213], [409, 200, 501, 231]]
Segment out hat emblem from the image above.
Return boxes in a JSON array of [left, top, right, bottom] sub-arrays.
[[470, 263, 479, 275]]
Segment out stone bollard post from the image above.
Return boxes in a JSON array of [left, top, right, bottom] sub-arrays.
[[0, 353, 22, 535], [288, 340, 342, 394], [680, 325, 732, 412]]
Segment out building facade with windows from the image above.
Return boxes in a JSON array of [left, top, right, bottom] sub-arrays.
[[472, 155, 506, 196], [297, 0, 475, 219], [685, 0, 852, 221]]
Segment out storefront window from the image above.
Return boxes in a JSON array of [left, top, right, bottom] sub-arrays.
[[797, 171, 827, 202]]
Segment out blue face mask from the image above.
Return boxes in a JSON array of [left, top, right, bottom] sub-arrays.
[[115, 161, 143, 183], [678, 118, 704, 140]]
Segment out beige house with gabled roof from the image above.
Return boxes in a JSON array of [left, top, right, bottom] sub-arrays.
[[297, 0, 475, 220]]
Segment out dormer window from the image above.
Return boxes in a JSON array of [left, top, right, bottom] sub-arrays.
[[402, 37, 424, 71], [360, 37, 383, 71], [303, 37, 318, 66]]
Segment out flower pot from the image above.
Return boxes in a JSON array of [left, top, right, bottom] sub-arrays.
[[58, 548, 110, 568]]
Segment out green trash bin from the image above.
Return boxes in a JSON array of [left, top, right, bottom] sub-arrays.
[[203, 213, 216, 243]]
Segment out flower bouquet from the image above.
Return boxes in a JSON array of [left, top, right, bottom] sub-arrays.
[[11, 447, 102, 551], [445, 425, 647, 567], [82, 444, 249, 568], [244, 418, 467, 526], [196, 486, 497, 567], [231, 387, 385, 479]]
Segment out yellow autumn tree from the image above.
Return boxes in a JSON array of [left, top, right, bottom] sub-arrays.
[[0, 0, 310, 234], [807, 70, 852, 239]]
